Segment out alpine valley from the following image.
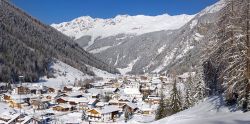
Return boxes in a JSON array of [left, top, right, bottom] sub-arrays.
[[0, 0, 250, 124]]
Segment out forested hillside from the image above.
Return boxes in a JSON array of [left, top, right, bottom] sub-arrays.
[[0, 0, 119, 83], [203, 0, 250, 110]]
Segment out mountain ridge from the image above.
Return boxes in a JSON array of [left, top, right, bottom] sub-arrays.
[[51, 13, 195, 40]]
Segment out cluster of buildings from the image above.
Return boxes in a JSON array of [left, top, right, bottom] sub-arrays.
[[0, 74, 171, 123]]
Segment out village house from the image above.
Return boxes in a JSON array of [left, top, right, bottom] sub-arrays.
[[95, 101, 107, 109], [123, 87, 142, 100], [138, 103, 158, 115], [63, 86, 73, 92], [88, 98, 98, 108], [0, 111, 21, 124], [47, 87, 56, 93], [56, 97, 68, 104], [12, 86, 30, 95], [0, 111, 38, 124], [87, 105, 120, 122], [30, 99, 50, 110], [28, 85, 47, 95], [122, 102, 138, 114], [52, 104, 74, 112], [151, 77, 162, 86], [4, 94, 37, 109], [109, 96, 132, 108], [145, 95, 161, 104]]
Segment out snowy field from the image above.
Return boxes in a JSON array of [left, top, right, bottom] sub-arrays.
[[151, 96, 250, 124]]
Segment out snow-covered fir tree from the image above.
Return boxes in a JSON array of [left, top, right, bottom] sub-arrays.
[[155, 90, 167, 120], [194, 81, 206, 102], [169, 77, 182, 114], [183, 87, 193, 109], [183, 72, 195, 109]]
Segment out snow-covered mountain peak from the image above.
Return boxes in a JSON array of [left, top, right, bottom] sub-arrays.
[[51, 13, 195, 39], [198, 0, 226, 17]]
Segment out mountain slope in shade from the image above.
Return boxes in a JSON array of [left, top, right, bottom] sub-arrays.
[[0, 0, 119, 82]]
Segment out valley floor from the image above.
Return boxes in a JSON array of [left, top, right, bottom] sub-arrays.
[[0, 61, 249, 124]]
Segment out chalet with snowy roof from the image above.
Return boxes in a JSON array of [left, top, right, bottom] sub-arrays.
[[0, 111, 20, 124], [95, 101, 108, 109], [109, 96, 135, 108], [13, 86, 30, 95], [145, 95, 161, 104], [87, 105, 120, 122], [56, 97, 68, 104], [30, 99, 50, 110], [138, 103, 158, 115], [151, 77, 162, 85], [48, 87, 56, 93], [53, 104, 72, 112], [122, 102, 138, 113], [88, 98, 99, 108], [123, 87, 142, 99], [63, 86, 73, 92], [65, 91, 83, 98], [103, 88, 120, 94], [5, 94, 37, 109], [0, 111, 38, 124]]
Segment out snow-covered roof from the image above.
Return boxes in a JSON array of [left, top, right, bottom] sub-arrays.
[[0, 111, 20, 123], [87, 88, 102, 94], [125, 102, 138, 109], [65, 91, 83, 97], [19, 116, 32, 124], [178, 72, 195, 79], [88, 98, 97, 105], [147, 95, 160, 100], [67, 97, 89, 103], [119, 95, 132, 101], [123, 88, 141, 95], [103, 88, 118, 93], [9, 94, 39, 100], [138, 103, 158, 111], [151, 77, 161, 84], [96, 102, 105, 107], [100, 105, 120, 114], [109, 99, 119, 103], [56, 104, 72, 108]]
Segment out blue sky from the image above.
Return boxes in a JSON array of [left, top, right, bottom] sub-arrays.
[[12, 0, 219, 24]]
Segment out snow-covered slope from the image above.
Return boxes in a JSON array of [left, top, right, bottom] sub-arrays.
[[151, 96, 250, 124], [39, 60, 116, 89], [51, 14, 195, 40]]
